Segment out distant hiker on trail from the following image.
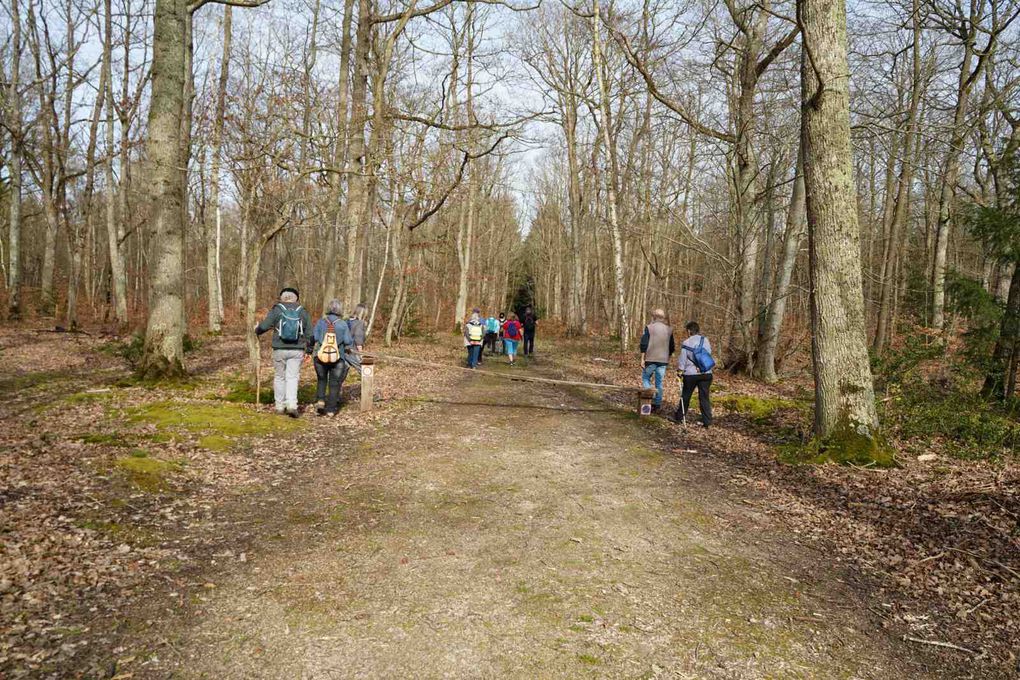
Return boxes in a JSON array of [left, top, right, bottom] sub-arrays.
[[348, 303, 368, 353], [639, 309, 675, 414], [503, 313, 523, 366], [484, 314, 500, 355], [312, 299, 355, 417], [497, 312, 508, 354], [522, 307, 538, 356], [674, 321, 715, 427], [255, 287, 313, 417], [464, 310, 485, 369]]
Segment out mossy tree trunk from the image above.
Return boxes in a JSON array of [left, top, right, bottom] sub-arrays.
[[139, 0, 188, 380], [800, 0, 882, 450]]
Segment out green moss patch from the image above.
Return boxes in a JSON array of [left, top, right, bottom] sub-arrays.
[[715, 394, 800, 421], [221, 379, 319, 405], [127, 399, 304, 451], [114, 452, 182, 491], [780, 421, 896, 468]]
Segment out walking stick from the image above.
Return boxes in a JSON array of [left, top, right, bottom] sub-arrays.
[[255, 335, 262, 407], [677, 373, 688, 430]]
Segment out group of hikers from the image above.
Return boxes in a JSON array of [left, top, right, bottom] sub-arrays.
[[254, 287, 366, 417], [255, 288, 711, 429], [462, 306, 538, 369]]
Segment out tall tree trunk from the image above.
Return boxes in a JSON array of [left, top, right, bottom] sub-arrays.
[[931, 31, 977, 332], [801, 0, 883, 455], [874, 2, 922, 353], [754, 145, 805, 383], [341, 0, 372, 307], [322, 0, 356, 310], [6, 0, 24, 319], [563, 102, 585, 333], [104, 0, 128, 324], [206, 5, 232, 333], [591, 0, 630, 349], [140, 0, 189, 379]]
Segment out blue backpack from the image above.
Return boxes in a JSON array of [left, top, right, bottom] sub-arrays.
[[682, 336, 715, 373], [276, 304, 304, 343]]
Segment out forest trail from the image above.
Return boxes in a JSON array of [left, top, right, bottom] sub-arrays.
[[157, 362, 929, 679]]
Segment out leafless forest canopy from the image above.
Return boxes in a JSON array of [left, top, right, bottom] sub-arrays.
[[3, 0, 1020, 421]]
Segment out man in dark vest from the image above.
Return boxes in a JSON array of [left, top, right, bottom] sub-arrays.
[[639, 309, 675, 413]]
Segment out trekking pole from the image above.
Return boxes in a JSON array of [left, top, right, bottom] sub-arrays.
[[677, 374, 688, 430], [255, 334, 262, 408]]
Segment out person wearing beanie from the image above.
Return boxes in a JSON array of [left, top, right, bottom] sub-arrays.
[[255, 287, 313, 416]]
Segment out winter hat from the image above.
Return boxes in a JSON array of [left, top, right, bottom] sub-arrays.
[[280, 287, 300, 299]]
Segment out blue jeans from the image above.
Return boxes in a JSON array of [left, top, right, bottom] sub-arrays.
[[642, 362, 667, 406], [467, 344, 482, 368]]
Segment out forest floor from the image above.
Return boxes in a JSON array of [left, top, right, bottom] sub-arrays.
[[0, 328, 1015, 678]]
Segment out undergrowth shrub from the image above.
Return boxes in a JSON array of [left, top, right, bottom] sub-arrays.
[[882, 378, 1020, 460]]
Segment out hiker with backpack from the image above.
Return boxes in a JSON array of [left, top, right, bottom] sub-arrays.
[[639, 309, 675, 414], [674, 321, 715, 427], [484, 314, 500, 355], [503, 313, 523, 366], [464, 310, 485, 369], [312, 299, 355, 416], [255, 287, 314, 417], [522, 307, 538, 356]]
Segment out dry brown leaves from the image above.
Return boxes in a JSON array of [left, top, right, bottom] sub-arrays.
[[541, 338, 1019, 678], [0, 328, 465, 678]]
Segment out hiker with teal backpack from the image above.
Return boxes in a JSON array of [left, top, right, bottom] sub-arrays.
[[312, 299, 355, 417], [673, 321, 715, 427], [255, 287, 314, 417], [484, 314, 500, 355]]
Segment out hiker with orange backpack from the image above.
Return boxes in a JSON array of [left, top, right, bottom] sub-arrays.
[[312, 299, 355, 416]]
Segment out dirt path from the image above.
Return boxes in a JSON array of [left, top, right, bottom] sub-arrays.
[[153, 366, 932, 679]]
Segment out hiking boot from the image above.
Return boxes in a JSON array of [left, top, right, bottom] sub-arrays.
[[274, 406, 286, 415], [326, 411, 337, 418], [315, 400, 326, 415], [285, 407, 299, 418]]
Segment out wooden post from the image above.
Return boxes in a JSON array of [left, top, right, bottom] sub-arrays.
[[360, 356, 375, 412], [638, 388, 656, 416]]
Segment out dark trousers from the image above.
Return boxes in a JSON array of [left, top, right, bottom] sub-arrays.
[[677, 373, 713, 425], [523, 329, 535, 355], [314, 358, 349, 413], [484, 332, 498, 354]]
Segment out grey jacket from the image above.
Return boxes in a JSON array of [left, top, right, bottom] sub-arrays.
[[348, 317, 367, 347], [640, 321, 675, 365], [255, 302, 314, 351]]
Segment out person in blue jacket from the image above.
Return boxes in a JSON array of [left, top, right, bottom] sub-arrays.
[[312, 299, 355, 416]]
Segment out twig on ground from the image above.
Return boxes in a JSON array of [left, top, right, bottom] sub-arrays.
[[903, 636, 979, 655]]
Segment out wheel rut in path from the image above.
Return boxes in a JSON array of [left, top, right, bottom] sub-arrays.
[[163, 369, 931, 679]]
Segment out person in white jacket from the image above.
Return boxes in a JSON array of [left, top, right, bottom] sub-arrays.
[[674, 321, 713, 427]]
